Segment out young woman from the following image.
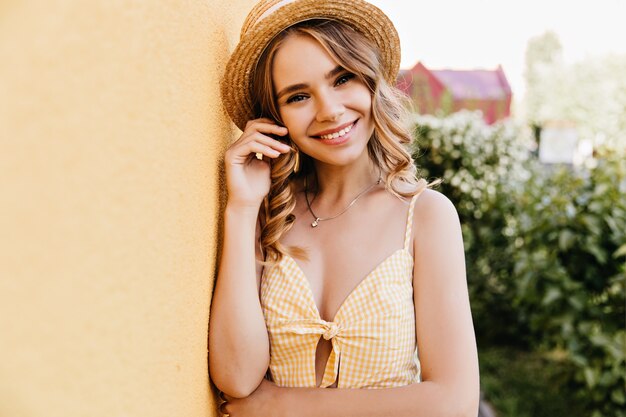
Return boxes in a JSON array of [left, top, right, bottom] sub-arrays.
[[209, 1, 479, 416]]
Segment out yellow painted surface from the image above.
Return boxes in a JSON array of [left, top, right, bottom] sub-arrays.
[[0, 1, 253, 415]]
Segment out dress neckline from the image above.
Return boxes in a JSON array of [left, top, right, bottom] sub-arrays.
[[279, 248, 413, 323]]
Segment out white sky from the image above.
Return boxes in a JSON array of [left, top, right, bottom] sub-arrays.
[[368, 0, 626, 99]]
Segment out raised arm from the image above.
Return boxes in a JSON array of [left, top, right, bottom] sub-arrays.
[[223, 189, 479, 416], [208, 119, 291, 398]]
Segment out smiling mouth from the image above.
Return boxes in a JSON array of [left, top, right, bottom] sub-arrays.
[[314, 120, 358, 140]]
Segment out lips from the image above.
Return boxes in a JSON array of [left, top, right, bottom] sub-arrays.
[[312, 120, 358, 140]]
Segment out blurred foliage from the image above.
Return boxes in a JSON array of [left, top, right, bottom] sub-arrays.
[[512, 148, 626, 417], [412, 110, 626, 417], [523, 31, 626, 148], [524, 31, 564, 126], [479, 346, 587, 417]]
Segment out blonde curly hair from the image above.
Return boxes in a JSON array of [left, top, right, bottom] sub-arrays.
[[251, 19, 439, 265]]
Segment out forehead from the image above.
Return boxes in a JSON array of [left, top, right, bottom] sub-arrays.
[[271, 34, 341, 90]]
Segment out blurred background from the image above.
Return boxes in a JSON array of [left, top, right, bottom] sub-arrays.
[[369, 1, 626, 416]]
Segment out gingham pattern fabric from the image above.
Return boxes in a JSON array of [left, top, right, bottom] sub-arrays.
[[260, 193, 422, 388]]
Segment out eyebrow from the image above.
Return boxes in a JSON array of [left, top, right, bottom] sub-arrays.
[[276, 65, 346, 101]]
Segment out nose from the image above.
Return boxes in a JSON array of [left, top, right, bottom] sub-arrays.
[[315, 91, 345, 123]]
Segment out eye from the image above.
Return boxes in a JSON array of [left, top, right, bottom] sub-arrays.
[[335, 73, 356, 86], [286, 94, 308, 104]]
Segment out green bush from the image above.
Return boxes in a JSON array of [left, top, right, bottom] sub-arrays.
[[511, 149, 626, 417], [412, 111, 626, 417], [479, 346, 587, 417]]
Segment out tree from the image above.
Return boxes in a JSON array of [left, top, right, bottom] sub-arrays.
[[523, 31, 564, 126], [523, 31, 626, 148]]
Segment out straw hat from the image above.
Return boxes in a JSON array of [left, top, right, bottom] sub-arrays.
[[220, 0, 401, 131]]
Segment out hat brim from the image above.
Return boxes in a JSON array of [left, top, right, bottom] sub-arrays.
[[220, 0, 401, 131]]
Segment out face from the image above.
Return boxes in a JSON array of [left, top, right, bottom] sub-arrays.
[[271, 34, 375, 167]]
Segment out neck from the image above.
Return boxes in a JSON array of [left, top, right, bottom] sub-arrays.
[[308, 155, 380, 207]]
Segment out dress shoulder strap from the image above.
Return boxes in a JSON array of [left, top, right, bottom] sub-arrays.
[[403, 189, 424, 251]]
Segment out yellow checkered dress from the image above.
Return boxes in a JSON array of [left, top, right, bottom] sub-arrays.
[[260, 193, 422, 388]]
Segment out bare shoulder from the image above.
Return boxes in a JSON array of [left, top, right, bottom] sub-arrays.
[[413, 188, 461, 234], [410, 188, 469, 323], [409, 187, 464, 264]]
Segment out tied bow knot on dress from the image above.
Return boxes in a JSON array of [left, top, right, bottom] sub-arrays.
[[278, 318, 343, 387], [280, 318, 343, 341], [322, 320, 341, 340]]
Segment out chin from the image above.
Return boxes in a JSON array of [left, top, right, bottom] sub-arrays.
[[309, 143, 370, 167]]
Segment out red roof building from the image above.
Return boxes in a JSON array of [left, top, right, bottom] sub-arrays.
[[397, 62, 512, 124]]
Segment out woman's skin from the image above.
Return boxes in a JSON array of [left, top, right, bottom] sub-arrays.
[[213, 33, 479, 416]]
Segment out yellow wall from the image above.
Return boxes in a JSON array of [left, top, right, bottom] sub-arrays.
[[0, 1, 253, 415]]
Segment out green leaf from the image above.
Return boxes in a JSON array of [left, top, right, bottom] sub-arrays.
[[558, 229, 576, 250], [611, 387, 626, 404], [614, 244, 626, 259], [581, 214, 602, 234], [567, 294, 585, 311], [584, 367, 598, 388], [542, 287, 562, 305], [587, 243, 608, 264]]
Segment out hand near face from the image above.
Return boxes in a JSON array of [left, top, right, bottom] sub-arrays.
[[224, 118, 291, 208]]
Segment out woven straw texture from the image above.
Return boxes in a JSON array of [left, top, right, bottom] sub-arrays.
[[259, 193, 423, 388], [220, 0, 401, 131]]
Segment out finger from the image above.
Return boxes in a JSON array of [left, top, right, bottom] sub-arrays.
[[235, 121, 287, 147], [226, 134, 292, 164], [244, 132, 292, 153], [246, 117, 280, 129], [234, 129, 290, 153], [241, 142, 282, 159], [237, 134, 291, 156], [245, 118, 266, 129], [246, 120, 289, 137]]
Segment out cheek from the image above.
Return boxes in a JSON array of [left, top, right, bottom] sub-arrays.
[[280, 109, 306, 134], [359, 92, 373, 115], [278, 106, 293, 125], [277, 111, 305, 147], [346, 82, 373, 109]]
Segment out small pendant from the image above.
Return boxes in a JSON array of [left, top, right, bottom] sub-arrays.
[[311, 218, 320, 227]]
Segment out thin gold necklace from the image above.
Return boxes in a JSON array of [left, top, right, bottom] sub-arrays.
[[304, 174, 382, 228]]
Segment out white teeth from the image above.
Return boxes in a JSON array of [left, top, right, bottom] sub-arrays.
[[320, 123, 354, 140]]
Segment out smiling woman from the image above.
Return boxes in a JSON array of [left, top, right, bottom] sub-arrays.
[[209, 1, 479, 416]]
